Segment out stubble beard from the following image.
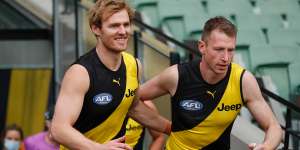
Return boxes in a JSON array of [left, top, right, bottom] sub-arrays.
[[103, 39, 128, 54]]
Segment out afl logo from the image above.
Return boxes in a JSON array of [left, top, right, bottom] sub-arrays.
[[180, 100, 203, 111], [93, 93, 113, 105]]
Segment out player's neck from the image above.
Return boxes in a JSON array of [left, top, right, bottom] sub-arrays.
[[96, 44, 122, 71]]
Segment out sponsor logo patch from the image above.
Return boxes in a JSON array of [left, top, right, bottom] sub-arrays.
[[125, 89, 136, 98], [217, 103, 242, 111], [180, 100, 203, 111], [126, 124, 143, 131], [93, 93, 113, 105]]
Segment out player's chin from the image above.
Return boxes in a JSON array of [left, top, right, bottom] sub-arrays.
[[215, 68, 228, 74], [110, 44, 126, 51], [112, 47, 126, 53], [116, 44, 128, 51]]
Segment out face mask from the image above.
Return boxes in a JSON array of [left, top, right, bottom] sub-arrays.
[[4, 139, 20, 150]]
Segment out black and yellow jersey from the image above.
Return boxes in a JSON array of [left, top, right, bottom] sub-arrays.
[[60, 48, 138, 150], [166, 59, 245, 150], [125, 118, 145, 150]]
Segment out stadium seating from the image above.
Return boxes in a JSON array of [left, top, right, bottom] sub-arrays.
[[233, 45, 251, 70], [285, 14, 300, 29], [254, 0, 300, 15], [267, 29, 300, 46], [183, 13, 209, 40], [235, 14, 284, 30], [237, 29, 266, 46], [134, 0, 160, 27], [249, 45, 298, 71], [157, 1, 186, 41], [206, 0, 253, 16], [249, 45, 299, 100], [132, 0, 157, 9]]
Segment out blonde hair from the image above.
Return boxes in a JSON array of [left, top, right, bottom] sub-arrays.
[[201, 16, 237, 43], [88, 0, 135, 28]]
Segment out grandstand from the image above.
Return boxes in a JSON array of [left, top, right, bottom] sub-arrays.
[[0, 0, 300, 149]]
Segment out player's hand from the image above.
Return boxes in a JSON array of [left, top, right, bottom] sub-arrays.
[[248, 143, 271, 150], [96, 136, 132, 150]]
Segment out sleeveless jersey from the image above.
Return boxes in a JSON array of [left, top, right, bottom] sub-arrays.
[[60, 49, 138, 150], [125, 118, 145, 150], [166, 60, 245, 150]]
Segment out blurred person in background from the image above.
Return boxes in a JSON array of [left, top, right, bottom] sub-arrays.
[[24, 106, 59, 150], [1, 124, 25, 150]]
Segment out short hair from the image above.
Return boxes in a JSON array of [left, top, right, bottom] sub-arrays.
[[1, 124, 24, 141], [88, 0, 135, 28], [201, 16, 237, 43]]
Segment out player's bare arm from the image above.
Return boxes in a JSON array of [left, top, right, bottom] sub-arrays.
[[128, 93, 171, 134], [139, 65, 179, 101], [144, 101, 166, 150], [242, 71, 283, 150]]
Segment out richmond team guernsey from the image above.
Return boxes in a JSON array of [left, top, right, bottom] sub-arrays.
[[166, 59, 245, 150], [125, 118, 145, 150], [60, 49, 138, 150]]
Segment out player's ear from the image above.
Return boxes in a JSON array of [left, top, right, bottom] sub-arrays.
[[198, 40, 206, 55], [91, 24, 102, 37]]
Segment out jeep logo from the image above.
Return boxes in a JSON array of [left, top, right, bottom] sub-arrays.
[[217, 103, 242, 111], [125, 89, 136, 98], [93, 93, 113, 105], [180, 100, 203, 111]]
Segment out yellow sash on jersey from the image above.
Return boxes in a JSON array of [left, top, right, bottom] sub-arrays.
[[125, 118, 144, 148], [166, 63, 245, 150]]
